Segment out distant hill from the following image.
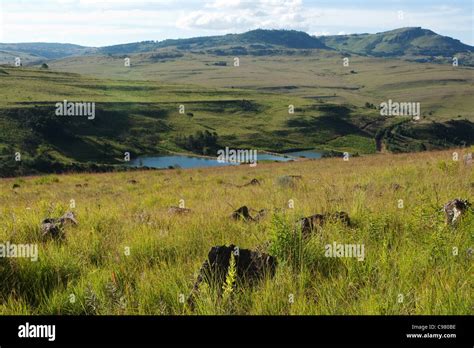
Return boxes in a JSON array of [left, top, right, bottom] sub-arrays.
[[97, 29, 329, 55], [0, 28, 472, 65], [0, 42, 96, 60], [318, 27, 473, 57], [0, 30, 328, 63]]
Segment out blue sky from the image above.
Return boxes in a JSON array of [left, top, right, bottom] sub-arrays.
[[0, 0, 472, 46]]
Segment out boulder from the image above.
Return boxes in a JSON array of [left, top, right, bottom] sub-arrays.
[[41, 211, 78, 239], [443, 199, 471, 225], [298, 211, 351, 237], [231, 206, 253, 221], [187, 245, 277, 308], [240, 178, 261, 187]]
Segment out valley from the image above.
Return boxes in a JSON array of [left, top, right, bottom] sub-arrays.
[[0, 28, 473, 177], [0, 15, 472, 319]]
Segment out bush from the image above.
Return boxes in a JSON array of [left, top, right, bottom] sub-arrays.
[[175, 130, 219, 155], [269, 214, 303, 271]]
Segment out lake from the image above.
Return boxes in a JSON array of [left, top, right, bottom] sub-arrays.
[[129, 150, 323, 169], [284, 150, 323, 159]]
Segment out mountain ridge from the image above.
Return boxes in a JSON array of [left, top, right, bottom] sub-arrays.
[[1, 27, 472, 63], [318, 27, 473, 58]]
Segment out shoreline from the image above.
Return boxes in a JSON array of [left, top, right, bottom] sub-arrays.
[[2, 147, 472, 180]]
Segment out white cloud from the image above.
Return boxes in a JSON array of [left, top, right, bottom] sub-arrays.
[[177, 0, 315, 32], [206, 0, 244, 9], [312, 31, 331, 37], [0, 0, 471, 46]]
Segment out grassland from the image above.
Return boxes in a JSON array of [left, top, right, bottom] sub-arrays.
[[0, 148, 472, 315], [1, 49, 473, 176], [0, 64, 383, 176], [49, 49, 474, 120]]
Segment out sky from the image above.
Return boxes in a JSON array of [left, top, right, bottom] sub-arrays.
[[0, 0, 472, 47]]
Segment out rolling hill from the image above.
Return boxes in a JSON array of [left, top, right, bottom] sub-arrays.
[[0, 29, 328, 65], [0, 28, 473, 176], [0, 26, 473, 317], [97, 29, 329, 56], [1, 28, 472, 64], [0, 61, 473, 177], [318, 27, 473, 57], [0, 42, 95, 61]]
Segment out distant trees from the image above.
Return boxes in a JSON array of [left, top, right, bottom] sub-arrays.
[[41, 63, 49, 69], [23, 108, 69, 140], [175, 130, 219, 155], [365, 102, 376, 109]]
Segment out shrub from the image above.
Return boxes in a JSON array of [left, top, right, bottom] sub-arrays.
[[269, 214, 303, 271]]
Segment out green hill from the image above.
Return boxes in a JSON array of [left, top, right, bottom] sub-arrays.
[[3, 28, 472, 64], [97, 29, 328, 56], [0, 42, 96, 60], [0, 27, 473, 176], [0, 60, 473, 177], [318, 27, 473, 63]]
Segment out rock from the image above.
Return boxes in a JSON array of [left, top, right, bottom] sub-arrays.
[[298, 211, 351, 238], [329, 211, 351, 225], [443, 198, 471, 225], [230, 206, 268, 222], [249, 178, 260, 185], [242, 178, 260, 187], [168, 206, 192, 215], [41, 211, 78, 239], [187, 245, 277, 308], [231, 206, 253, 221], [233, 178, 261, 188], [298, 214, 325, 237]]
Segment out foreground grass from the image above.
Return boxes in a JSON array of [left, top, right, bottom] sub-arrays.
[[0, 149, 472, 315]]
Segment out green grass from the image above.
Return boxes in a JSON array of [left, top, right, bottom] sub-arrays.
[[0, 65, 377, 175], [48, 50, 474, 121], [0, 48, 473, 176], [0, 149, 472, 314]]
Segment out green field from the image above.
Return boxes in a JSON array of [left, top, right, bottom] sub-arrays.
[[1, 28, 473, 176], [0, 27, 473, 317], [0, 149, 472, 314], [1, 48, 473, 176]]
